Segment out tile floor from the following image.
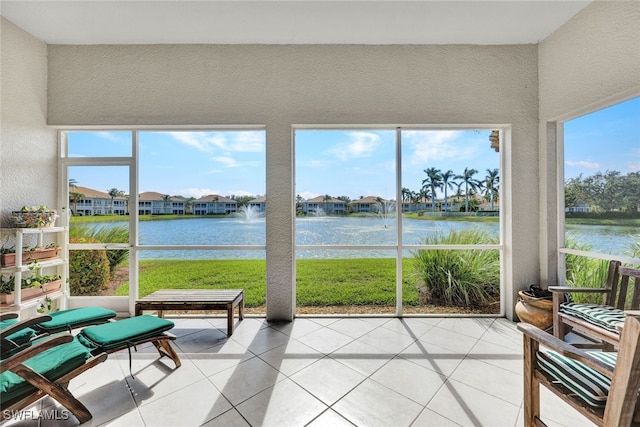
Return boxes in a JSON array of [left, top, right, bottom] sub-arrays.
[[4, 316, 595, 427]]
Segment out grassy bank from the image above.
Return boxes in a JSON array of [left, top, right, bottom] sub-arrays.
[[114, 258, 422, 307]]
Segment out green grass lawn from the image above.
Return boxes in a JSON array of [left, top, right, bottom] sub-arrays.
[[114, 258, 422, 307]]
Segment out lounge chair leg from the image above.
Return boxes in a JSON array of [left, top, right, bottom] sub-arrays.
[[15, 366, 93, 423], [152, 339, 181, 368]]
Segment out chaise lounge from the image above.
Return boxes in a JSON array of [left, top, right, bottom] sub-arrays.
[[1, 313, 181, 423]]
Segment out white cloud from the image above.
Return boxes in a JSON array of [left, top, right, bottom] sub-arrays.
[[95, 131, 125, 142], [403, 130, 474, 165], [165, 131, 264, 153], [298, 191, 320, 200], [180, 188, 220, 198], [566, 160, 600, 169], [328, 131, 381, 161], [627, 160, 640, 172], [212, 156, 241, 168]]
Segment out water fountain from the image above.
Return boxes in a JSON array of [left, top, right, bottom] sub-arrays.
[[373, 201, 396, 228], [236, 205, 264, 222]]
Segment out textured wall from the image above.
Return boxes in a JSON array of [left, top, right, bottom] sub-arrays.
[[0, 18, 57, 227], [537, 1, 640, 286], [46, 43, 539, 320], [539, 1, 640, 121]]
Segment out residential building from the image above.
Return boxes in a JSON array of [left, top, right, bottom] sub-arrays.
[[193, 195, 238, 215], [302, 196, 346, 215]]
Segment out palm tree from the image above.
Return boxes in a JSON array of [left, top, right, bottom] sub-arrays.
[[107, 188, 124, 215], [323, 194, 331, 214], [162, 194, 171, 214], [421, 167, 442, 212], [69, 178, 78, 188], [440, 170, 457, 212], [456, 168, 481, 212], [69, 191, 85, 215], [484, 168, 500, 210]]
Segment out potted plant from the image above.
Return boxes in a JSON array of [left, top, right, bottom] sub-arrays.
[[0, 262, 62, 305], [0, 242, 61, 267], [11, 205, 58, 228]]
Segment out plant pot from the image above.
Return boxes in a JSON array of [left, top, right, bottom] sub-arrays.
[[0, 279, 62, 305], [0, 248, 60, 267], [515, 290, 553, 330], [11, 210, 58, 228]]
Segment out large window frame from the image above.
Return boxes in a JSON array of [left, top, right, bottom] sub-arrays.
[[556, 95, 640, 284], [59, 126, 266, 314], [293, 125, 507, 317]]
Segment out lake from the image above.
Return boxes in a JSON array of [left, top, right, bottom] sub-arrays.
[[79, 216, 639, 260]]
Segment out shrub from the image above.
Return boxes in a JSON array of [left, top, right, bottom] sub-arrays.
[[411, 229, 500, 306], [69, 237, 110, 296], [70, 224, 129, 272]]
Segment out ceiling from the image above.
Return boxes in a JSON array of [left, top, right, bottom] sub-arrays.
[[1, 1, 592, 45]]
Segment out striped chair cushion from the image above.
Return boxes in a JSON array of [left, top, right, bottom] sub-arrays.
[[537, 350, 616, 407], [560, 303, 624, 333]]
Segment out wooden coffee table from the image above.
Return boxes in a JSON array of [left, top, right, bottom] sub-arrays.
[[135, 289, 244, 336]]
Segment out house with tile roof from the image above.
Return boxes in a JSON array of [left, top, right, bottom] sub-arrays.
[[193, 195, 238, 215], [302, 196, 346, 215], [138, 192, 185, 215], [69, 186, 127, 216]]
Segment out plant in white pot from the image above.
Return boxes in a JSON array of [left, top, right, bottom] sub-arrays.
[[11, 205, 58, 228]]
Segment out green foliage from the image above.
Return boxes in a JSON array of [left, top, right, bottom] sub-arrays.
[[69, 237, 110, 296], [69, 224, 129, 271], [411, 229, 500, 306]]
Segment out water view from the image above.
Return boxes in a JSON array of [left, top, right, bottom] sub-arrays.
[[80, 217, 638, 260]]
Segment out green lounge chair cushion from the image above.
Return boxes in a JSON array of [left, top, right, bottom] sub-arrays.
[[0, 337, 91, 405], [77, 315, 175, 352], [0, 318, 35, 346], [537, 350, 617, 407], [35, 307, 117, 333]]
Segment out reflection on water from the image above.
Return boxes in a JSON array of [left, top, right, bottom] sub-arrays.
[[73, 217, 638, 259]]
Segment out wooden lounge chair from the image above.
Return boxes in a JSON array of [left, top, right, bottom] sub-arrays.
[[519, 316, 640, 427], [1, 314, 181, 423], [550, 261, 640, 349], [1, 333, 108, 423], [1, 307, 117, 358]]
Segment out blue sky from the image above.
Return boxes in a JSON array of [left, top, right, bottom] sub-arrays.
[[68, 96, 638, 200]]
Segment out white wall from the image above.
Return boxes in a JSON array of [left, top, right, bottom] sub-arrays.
[[46, 44, 540, 320], [537, 1, 640, 286], [0, 18, 57, 227]]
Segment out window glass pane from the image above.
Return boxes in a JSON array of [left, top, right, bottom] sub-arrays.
[[401, 130, 500, 245], [563, 97, 640, 258], [403, 248, 501, 314], [138, 131, 266, 245], [67, 131, 132, 157], [69, 249, 129, 297], [133, 250, 266, 315], [295, 130, 397, 244], [296, 250, 396, 315]]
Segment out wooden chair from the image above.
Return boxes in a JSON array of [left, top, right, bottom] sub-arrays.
[[519, 316, 640, 427], [1, 333, 108, 423], [550, 261, 640, 349]]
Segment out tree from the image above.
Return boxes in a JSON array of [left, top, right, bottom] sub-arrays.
[[421, 167, 442, 212], [440, 170, 457, 212], [483, 168, 500, 210], [162, 194, 171, 214], [69, 192, 85, 215], [69, 178, 78, 188], [295, 194, 305, 214], [107, 188, 124, 215], [457, 168, 481, 212], [323, 194, 331, 214]]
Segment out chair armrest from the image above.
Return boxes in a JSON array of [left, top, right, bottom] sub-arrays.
[[0, 313, 19, 321], [0, 315, 52, 340], [548, 286, 611, 294], [518, 322, 614, 376], [0, 334, 74, 370]]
